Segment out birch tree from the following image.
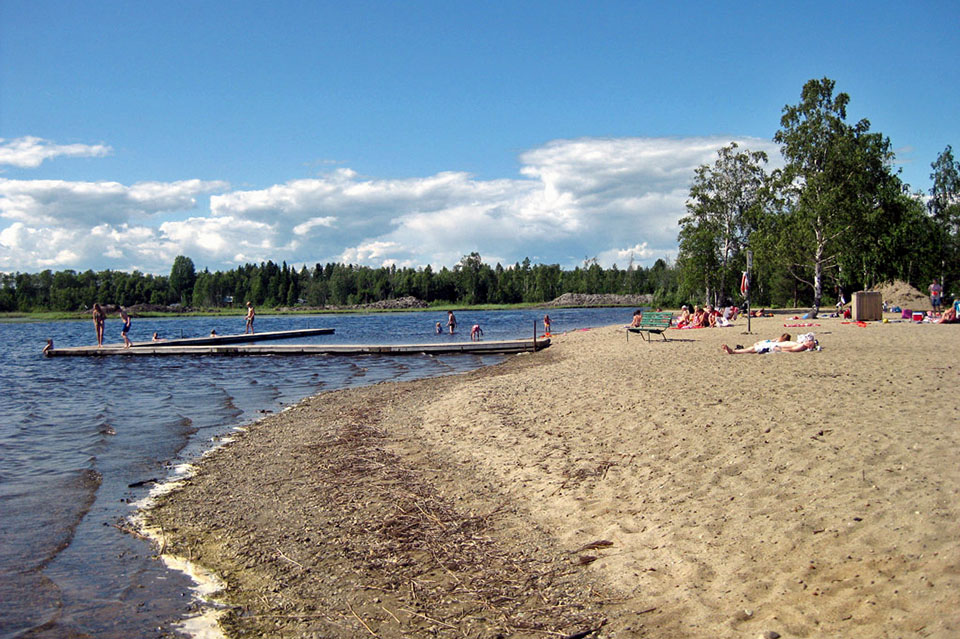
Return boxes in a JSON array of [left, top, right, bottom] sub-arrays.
[[773, 77, 896, 316], [678, 142, 768, 305], [929, 145, 960, 288]]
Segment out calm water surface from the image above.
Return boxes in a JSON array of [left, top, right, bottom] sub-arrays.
[[0, 308, 630, 638]]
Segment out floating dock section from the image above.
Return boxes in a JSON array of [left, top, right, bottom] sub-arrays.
[[45, 337, 550, 357], [140, 327, 335, 346]]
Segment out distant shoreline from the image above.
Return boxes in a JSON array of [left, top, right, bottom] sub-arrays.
[[0, 294, 656, 322]]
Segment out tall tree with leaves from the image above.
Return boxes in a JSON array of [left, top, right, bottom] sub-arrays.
[[678, 142, 769, 305], [929, 145, 960, 289], [773, 77, 897, 315], [169, 255, 196, 305]]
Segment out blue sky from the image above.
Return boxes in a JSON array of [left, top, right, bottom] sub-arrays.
[[1, 1, 957, 275]]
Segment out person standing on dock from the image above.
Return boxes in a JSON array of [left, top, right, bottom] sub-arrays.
[[446, 310, 457, 334], [92, 303, 106, 347], [245, 301, 256, 334], [119, 307, 133, 348]]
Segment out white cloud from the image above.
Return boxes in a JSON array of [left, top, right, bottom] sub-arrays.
[[340, 240, 403, 264], [0, 177, 229, 271], [293, 216, 337, 236], [596, 242, 658, 269], [160, 216, 280, 262], [0, 135, 782, 273], [0, 178, 228, 228], [0, 136, 112, 168]]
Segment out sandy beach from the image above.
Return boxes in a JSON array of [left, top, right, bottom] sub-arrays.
[[146, 313, 960, 638]]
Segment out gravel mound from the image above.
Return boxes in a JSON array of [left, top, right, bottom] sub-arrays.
[[869, 280, 930, 310], [545, 293, 654, 307]]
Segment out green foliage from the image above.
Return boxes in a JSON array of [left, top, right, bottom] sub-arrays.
[[169, 255, 196, 305], [767, 77, 920, 313], [929, 145, 960, 289], [674, 77, 950, 310], [677, 142, 769, 305], [1, 254, 684, 313]]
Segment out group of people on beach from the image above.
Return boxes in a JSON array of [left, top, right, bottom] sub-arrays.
[[673, 304, 739, 328], [625, 305, 821, 355]]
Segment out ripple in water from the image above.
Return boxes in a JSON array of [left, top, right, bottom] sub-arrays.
[[0, 308, 631, 637]]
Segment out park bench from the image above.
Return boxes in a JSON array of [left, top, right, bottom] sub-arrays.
[[626, 311, 673, 342]]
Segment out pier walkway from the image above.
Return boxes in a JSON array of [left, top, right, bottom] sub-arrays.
[[45, 337, 550, 357]]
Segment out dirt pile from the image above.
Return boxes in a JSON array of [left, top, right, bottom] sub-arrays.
[[546, 293, 653, 307], [870, 280, 929, 309]]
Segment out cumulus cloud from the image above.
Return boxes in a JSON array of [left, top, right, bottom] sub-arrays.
[[1, 135, 782, 273], [0, 178, 229, 271], [0, 136, 112, 168], [0, 178, 228, 228], [160, 215, 282, 264]]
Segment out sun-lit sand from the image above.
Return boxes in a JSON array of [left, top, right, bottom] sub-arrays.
[[146, 312, 960, 638]]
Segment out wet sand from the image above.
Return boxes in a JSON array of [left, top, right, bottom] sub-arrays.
[[145, 314, 960, 638]]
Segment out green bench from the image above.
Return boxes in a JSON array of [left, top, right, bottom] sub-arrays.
[[626, 311, 673, 342]]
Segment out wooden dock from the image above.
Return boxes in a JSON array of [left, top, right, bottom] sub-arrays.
[[44, 337, 550, 357], [140, 327, 335, 346]]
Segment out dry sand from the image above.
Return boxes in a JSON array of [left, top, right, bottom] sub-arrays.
[[146, 314, 960, 638]]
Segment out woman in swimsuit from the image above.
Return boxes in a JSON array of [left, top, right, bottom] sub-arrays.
[[446, 310, 457, 334], [92, 303, 106, 347]]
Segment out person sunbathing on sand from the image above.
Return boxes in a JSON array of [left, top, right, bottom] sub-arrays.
[[721, 332, 819, 354], [675, 305, 691, 328], [934, 307, 957, 324]]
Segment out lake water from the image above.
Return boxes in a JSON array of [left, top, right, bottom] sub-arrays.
[[0, 307, 631, 638]]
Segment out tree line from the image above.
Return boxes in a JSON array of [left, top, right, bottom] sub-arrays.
[[0, 253, 680, 313], [677, 77, 958, 314]]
